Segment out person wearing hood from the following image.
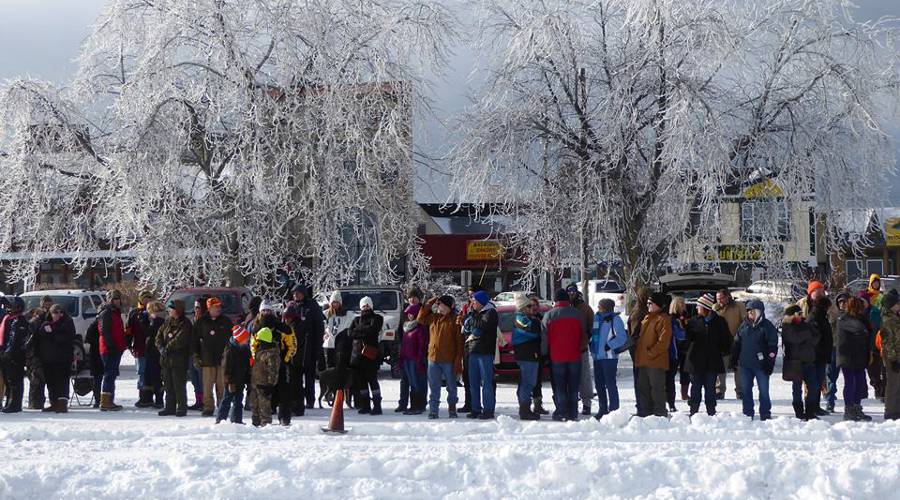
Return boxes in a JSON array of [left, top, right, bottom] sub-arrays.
[[513, 293, 542, 420], [684, 294, 731, 417], [462, 290, 499, 420], [156, 299, 193, 417], [781, 304, 820, 420], [288, 282, 325, 413], [588, 298, 629, 419], [349, 296, 384, 415], [824, 292, 850, 413], [542, 289, 589, 421], [217, 324, 252, 424], [837, 296, 874, 421], [880, 289, 900, 420], [863, 275, 886, 403], [731, 299, 778, 420], [0, 298, 30, 413], [250, 308, 282, 427], [566, 283, 595, 416], [419, 295, 465, 419], [400, 299, 429, 415], [635, 292, 673, 418], [803, 281, 835, 417], [395, 287, 424, 413]]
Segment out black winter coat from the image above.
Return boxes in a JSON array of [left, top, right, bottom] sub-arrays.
[[836, 314, 872, 370], [684, 314, 730, 375], [349, 311, 383, 368], [781, 320, 818, 365], [808, 301, 834, 364], [145, 316, 164, 360], [193, 314, 234, 367], [464, 305, 499, 356], [37, 314, 75, 367], [288, 299, 325, 369], [1, 313, 31, 364], [222, 341, 251, 387]]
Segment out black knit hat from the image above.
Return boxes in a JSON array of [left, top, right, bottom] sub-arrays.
[[649, 292, 670, 310], [438, 295, 455, 309], [554, 289, 570, 302]]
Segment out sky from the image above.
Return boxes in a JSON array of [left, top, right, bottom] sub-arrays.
[[1, 0, 898, 203]]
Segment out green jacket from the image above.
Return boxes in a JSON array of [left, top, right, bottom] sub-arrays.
[[881, 309, 900, 363], [156, 316, 193, 366]]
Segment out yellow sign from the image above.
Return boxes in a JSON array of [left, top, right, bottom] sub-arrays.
[[466, 240, 504, 261], [742, 179, 784, 199], [704, 244, 780, 262], [886, 217, 900, 247]]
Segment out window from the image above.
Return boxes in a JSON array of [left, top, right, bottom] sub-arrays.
[[741, 200, 791, 242], [866, 260, 884, 277], [82, 297, 97, 318], [845, 260, 863, 282]]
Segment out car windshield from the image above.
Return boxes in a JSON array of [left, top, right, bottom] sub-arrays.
[[498, 311, 516, 332], [22, 295, 79, 317], [595, 281, 623, 292], [168, 292, 240, 316], [342, 291, 399, 312]]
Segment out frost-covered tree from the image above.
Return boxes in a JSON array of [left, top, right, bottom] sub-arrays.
[[450, 0, 899, 288], [0, 0, 455, 292]]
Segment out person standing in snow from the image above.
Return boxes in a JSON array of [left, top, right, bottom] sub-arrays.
[[566, 284, 595, 416], [781, 305, 820, 420], [0, 298, 30, 413], [862, 275, 886, 402], [801, 281, 835, 417], [250, 324, 281, 428], [144, 301, 166, 409], [824, 292, 849, 413], [126, 290, 154, 408], [287, 282, 325, 413], [628, 286, 651, 414], [36, 304, 76, 413], [713, 289, 747, 400], [418, 295, 464, 419], [98, 290, 127, 411], [187, 298, 208, 411], [513, 293, 542, 420], [26, 306, 49, 410], [635, 293, 672, 418], [836, 297, 874, 422], [667, 297, 688, 412], [156, 299, 193, 417], [193, 297, 233, 417], [684, 294, 730, 417], [529, 296, 551, 416], [399, 301, 429, 415], [543, 289, 588, 421], [253, 301, 296, 426], [323, 292, 353, 370], [588, 298, 629, 419], [731, 300, 778, 421], [217, 325, 251, 424], [879, 289, 900, 420], [462, 290, 499, 420], [349, 297, 384, 415], [395, 287, 424, 413]]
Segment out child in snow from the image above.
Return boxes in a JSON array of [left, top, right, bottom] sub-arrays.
[[217, 325, 252, 424], [250, 326, 281, 427]]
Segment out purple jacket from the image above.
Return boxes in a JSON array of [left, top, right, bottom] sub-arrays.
[[400, 304, 429, 369]]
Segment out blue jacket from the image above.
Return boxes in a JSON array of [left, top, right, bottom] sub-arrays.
[[513, 312, 541, 346], [732, 315, 779, 370], [589, 311, 629, 361]]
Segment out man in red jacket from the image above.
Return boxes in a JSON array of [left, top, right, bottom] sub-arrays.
[[542, 289, 589, 421], [99, 290, 126, 411]]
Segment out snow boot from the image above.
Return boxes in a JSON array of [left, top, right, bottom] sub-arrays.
[[533, 397, 549, 415], [843, 405, 858, 421], [428, 411, 438, 419], [175, 409, 187, 417], [54, 398, 68, 413], [188, 392, 203, 411], [135, 389, 154, 408], [403, 394, 425, 415], [825, 401, 835, 413], [478, 412, 495, 420], [158, 407, 175, 416], [153, 390, 164, 409], [41, 404, 56, 412], [680, 382, 690, 401], [466, 410, 481, 419], [100, 392, 123, 412], [357, 394, 371, 414], [448, 404, 458, 419], [371, 395, 383, 416], [813, 406, 828, 417], [458, 404, 472, 414], [792, 402, 805, 420], [394, 401, 408, 413], [519, 402, 539, 421], [581, 403, 591, 416], [856, 405, 873, 422]]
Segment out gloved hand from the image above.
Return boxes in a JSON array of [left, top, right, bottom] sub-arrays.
[[892, 360, 900, 373]]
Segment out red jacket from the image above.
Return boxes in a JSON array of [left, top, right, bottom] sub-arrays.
[[542, 301, 587, 363], [126, 307, 149, 357], [99, 306, 126, 356]]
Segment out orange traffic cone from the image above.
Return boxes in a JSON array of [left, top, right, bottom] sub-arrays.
[[321, 389, 348, 434]]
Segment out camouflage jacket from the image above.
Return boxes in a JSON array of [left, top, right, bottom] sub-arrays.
[[881, 309, 900, 363]]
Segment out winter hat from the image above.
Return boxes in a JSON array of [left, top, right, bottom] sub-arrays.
[[166, 299, 186, 315], [438, 295, 455, 309], [565, 283, 579, 294], [404, 303, 421, 317], [835, 291, 850, 306], [472, 290, 490, 306], [231, 325, 250, 345], [256, 327, 274, 344], [883, 289, 900, 311], [746, 299, 765, 314], [869, 274, 882, 290], [329, 291, 342, 304], [696, 293, 716, 312], [649, 292, 670, 310], [292, 282, 308, 294], [138, 290, 154, 302], [807, 281, 825, 296], [360, 296, 374, 310], [206, 297, 222, 309], [514, 292, 529, 311], [554, 289, 570, 302], [106, 289, 122, 302], [259, 300, 276, 313]]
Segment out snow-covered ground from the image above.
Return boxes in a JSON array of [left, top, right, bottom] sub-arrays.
[[2, 353, 899, 499]]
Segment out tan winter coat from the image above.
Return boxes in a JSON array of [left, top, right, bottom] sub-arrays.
[[714, 300, 747, 337], [635, 311, 672, 370], [417, 299, 465, 373]]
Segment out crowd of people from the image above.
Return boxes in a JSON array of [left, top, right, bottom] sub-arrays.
[[1, 274, 899, 425]]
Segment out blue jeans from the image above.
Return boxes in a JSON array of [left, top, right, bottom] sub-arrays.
[[216, 385, 244, 423], [551, 361, 582, 420], [468, 353, 495, 413], [427, 362, 458, 413], [689, 372, 717, 415], [593, 359, 619, 415], [516, 360, 539, 405], [792, 364, 819, 409], [136, 356, 146, 390], [739, 366, 771, 419], [403, 360, 426, 396], [101, 351, 123, 394], [825, 351, 840, 407]]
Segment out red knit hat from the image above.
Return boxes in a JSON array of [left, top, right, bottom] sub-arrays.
[[807, 281, 825, 295], [231, 325, 250, 344]]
